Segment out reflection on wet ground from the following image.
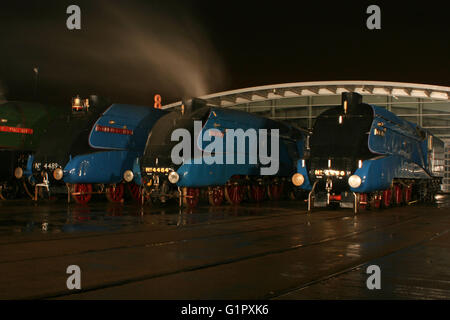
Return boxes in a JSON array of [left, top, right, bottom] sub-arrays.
[[1, 195, 450, 299], [434, 193, 450, 208], [1, 193, 449, 237], [0, 198, 293, 236]]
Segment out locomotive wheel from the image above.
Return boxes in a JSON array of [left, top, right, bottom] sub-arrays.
[[22, 180, 35, 200], [208, 186, 224, 206], [404, 186, 412, 204], [369, 194, 381, 210], [225, 184, 244, 205], [289, 185, 305, 200], [106, 184, 125, 203], [182, 187, 200, 208], [126, 182, 142, 202], [267, 183, 284, 201], [249, 184, 265, 202], [0, 182, 20, 200], [72, 183, 93, 205], [382, 188, 392, 208], [359, 193, 368, 210], [394, 184, 403, 205]]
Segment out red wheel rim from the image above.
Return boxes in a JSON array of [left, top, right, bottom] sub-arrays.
[[209, 187, 224, 206], [106, 184, 125, 203], [382, 189, 391, 208], [394, 185, 403, 205], [251, 185, 265, 202], [374, 199, 381, 209], [226, 185, 243, 205], [359, 193, 367, 210], [185, 187, 200, 208], [74, 183, 92, 205], [127, 182, 141, 201], [404, 186, 412, 203], [269, 183, 283, 201]]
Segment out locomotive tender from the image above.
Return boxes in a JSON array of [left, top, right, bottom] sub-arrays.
[[137, 98, 308, 208], [292, 92, 444, 212]]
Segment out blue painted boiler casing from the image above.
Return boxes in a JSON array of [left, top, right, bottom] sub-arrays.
[[175, 107, 306, 187], [350, 105, 443, 193]]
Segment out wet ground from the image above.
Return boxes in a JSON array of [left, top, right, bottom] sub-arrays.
[[0, 195, 450, 299]]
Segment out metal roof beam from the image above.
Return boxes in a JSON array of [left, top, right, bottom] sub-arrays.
[[252, 91, 269, 99], [362, 85, 374, 94]]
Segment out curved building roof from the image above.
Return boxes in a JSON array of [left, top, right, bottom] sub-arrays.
[[163, 81, 450, 109]]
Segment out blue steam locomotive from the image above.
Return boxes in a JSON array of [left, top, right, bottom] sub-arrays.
[[292, 92, 444, 212], [62, 103, 167, 204], [136, 99, 309, 208], [26, 97, 166, 204]]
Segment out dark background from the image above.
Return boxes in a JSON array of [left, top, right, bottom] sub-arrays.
[[0, 0, 449, 106]]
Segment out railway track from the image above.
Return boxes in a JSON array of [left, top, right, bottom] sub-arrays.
[[0, 201, 448, 299]]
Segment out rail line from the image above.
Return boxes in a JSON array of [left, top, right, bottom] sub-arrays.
[[30, 211, 425, 299], [0, 206, 413, 264], [269, 228, 450, 299]]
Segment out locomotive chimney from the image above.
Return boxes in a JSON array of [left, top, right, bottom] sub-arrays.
[[181, 98, 207, 115], [342, 92, 362, 114]]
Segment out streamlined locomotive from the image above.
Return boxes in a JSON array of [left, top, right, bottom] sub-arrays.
[[292, 92, 444, 212], [137, 98, 308, 208], [25, 96, 167, 204], [62, 103, 167, 204]]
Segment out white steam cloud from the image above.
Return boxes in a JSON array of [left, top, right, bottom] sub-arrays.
[[47, 1, 226, 102], [3, 1, 227, 104]]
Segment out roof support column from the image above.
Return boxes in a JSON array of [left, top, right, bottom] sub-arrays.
[[308, 96, 312, 129], [418, 98, 423, 126]]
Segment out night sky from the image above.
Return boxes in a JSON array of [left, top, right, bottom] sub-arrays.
[[0, 1, 449, 107]]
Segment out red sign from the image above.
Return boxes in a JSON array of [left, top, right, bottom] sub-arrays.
[[95, 125, 133, 135], [0, 126, 34, 134]]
